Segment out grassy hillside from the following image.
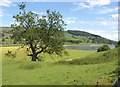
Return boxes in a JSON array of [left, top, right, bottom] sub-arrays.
[[57, 47, 118, 65], [2, 46, 118, 85], [0, 27, 13, 44], [65, 30, 116, 44], [0, 27, 116, 45]]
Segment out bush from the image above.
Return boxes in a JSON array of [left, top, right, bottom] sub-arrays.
[[5, 50, 16, 59], [115, 41, 120, 47], [97, 45, 110, 52], [2, 38, 5, 42]]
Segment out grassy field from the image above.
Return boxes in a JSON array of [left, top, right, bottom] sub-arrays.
[[1, 46, 118, 85]]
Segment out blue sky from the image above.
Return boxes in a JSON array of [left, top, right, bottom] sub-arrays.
[[0, 0, 119, 41]]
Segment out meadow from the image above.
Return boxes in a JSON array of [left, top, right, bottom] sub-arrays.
[[1, 46, 118, 85]]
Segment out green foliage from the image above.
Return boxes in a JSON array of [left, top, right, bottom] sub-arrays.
[[97, 45, 110, 52], [2, 38, 5, 42], [115, 41, 120, 47], [5, 50, 16, 58], [2, 32, 4, 37], [11, 3, 66, 61]]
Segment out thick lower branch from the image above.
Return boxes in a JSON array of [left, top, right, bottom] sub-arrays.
[[36, 48, 43, 55], [36, 46, 47, 55], [27, 53, 32, 56]]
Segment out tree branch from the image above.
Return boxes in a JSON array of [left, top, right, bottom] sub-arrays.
[[27, 53, 32, 56], [36, 46, 47, 55], [36, 47, 44, 55]]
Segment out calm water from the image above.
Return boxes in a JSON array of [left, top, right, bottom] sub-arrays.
[[64, 44, 115, 50]]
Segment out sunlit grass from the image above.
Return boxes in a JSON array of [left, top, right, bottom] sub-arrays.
[[1, 46, 118, 85]]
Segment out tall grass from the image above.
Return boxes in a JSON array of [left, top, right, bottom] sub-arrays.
[[57, 48, 118, 65]]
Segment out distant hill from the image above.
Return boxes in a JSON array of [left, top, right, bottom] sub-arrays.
[[0, 27, 117, 45], [65, 30, 116, 44]]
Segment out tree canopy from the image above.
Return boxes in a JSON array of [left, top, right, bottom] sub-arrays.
[[11, 2, 66, 61]]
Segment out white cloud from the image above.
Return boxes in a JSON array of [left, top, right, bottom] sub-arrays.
[[101, 21, 108, 26], [73, 2, 90, 10], [106, 34, 118, 41], [87, 0, 111, 8], [0, 0, 16, 7], [39, 12, 46, 15], [72, 1, 117, 15], [0, 9, 6, 17], [73, 0, 112, 11], [96, 7, 118, 14], [111, 14, 120, 20], [0, 12, 3, 17], [64, 17, 76, 24], [31, 11, 39, 14], [79, 21, 118, 28], [31, 11, 46, 15]]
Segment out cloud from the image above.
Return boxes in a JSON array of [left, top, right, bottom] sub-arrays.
[[79, 20, 118, 29], [0, 9, 6, 17], [0, 0, 16, 7], [87, 0, 111, 8], [72, 1, 117, 15], [0, 12, 3, 17], [39, 12, 46, 15], [111, 14, 118, 20], [73, 2, 90, 11], [31, 11, 46, 15], [73, 0, 112, 11], [96, 7, 118, 14], [31, 11, 39, 14], [64, 17, 76, 24]]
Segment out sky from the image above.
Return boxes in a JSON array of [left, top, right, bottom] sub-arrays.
[[0, 0, 119, 41]]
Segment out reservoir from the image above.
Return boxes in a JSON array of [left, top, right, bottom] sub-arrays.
[[64, 44, 115, 50]]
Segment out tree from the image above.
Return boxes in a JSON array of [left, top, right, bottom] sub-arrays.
[[11, 3, 66, 61], [115, 41, 120, 47], [2, 38, 5, 42], [2, 32, 5, 37], [97, 44, 110, 52]]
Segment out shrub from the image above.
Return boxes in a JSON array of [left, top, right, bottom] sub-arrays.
[[97, 45, 110, 52], [5, 50, 16, 58], [115, 41, 120, 47], [2, 38, 5, 42]]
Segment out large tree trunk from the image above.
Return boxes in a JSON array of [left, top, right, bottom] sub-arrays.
[[31, 53, 37, 61], [30, 43, 44, 61], [31, 53, 42, 61]]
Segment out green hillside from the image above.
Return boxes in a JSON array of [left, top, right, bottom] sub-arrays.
[[65, 30, 116, 44], [0, 27, 116, 45], [57, 47, 119, 65]]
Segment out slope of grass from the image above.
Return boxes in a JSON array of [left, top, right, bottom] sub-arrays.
[[2, 60, 117, 85], [57, 48, 118, 65], [1, 46, 118, 85]]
